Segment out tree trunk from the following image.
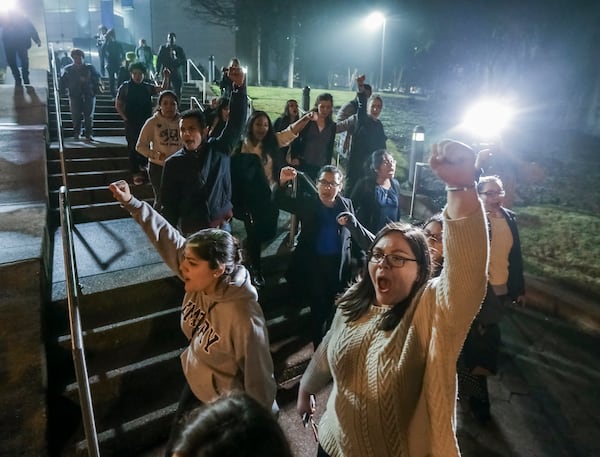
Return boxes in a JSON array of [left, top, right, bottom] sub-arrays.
[[287, 27, 296, 88], [256, 23, 262, 86]]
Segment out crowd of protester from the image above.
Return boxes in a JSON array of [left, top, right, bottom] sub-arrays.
[[55, 32, 521, 455]]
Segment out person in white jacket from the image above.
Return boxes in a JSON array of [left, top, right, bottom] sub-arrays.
[[136, 90, 182, 207], [108, 179, 278, 457]]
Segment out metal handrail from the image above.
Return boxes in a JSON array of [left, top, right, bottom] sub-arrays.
[[189, 96, 204, 111], [48, 43, 67, 187], [287, 171, 318, 246], [186, 59, 206, 104], [59, 186, 101, 457]]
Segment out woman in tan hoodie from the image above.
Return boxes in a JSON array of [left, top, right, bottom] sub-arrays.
[[136, 90, 182, 207]]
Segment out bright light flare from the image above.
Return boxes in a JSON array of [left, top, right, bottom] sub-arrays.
[[462, 100, 513, 139], [364, 11, 385, 30], [1, 0, 17, 13]]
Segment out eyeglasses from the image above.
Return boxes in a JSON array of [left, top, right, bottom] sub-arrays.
[[368, 251, 418, 268], [424, 230, 442, 243], [479, 190, 505, 197], [317, 179, 341, 189]]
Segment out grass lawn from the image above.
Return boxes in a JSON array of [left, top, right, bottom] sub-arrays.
[[214, 84, 600, 297]]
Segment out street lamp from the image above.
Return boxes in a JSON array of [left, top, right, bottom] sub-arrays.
[[364, 11, 386, 91]]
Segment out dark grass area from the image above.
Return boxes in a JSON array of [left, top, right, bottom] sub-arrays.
[[249, 86, 599, 296]]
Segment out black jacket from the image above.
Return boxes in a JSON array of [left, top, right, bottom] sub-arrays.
[[230, 151, 280, 242], [500, 207, 525, 299], [350, 176, 401, 234], [160, 84, 247, 234], [274, 185, 368, 297]]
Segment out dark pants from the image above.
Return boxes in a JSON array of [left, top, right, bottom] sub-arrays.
[[148, 162, 164, 208], [107, 64, 120, 96], [125, 121, 148, 174], [4, 44, 29, 84], [97, 47, 105, 76], [163, 382, 204, 457], [170, 71, 183, 103], [69, 93, 96, 137], [308, 254, 341, 348]]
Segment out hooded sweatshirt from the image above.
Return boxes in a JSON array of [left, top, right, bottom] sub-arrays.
[[123, 196, 278, 413], [136, 111, 182, 166]]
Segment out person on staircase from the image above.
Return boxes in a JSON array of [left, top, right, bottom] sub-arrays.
[[0, 10, 41, 86], [59, 48, 101, 142], [101, 29, 124, 97], [107, 180, 278, 457], [156, 32, 186, 103], [275, 165, 368, 348], [115, 62, 170, 186], [95, 25, 108, 77], [230, 109, 315, 287], [296, 139, 489, 457], [136, 90, 182, 208], [135, 38, 155, 78], [160, 64, 246, 236]]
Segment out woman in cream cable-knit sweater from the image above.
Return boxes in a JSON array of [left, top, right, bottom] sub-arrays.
[[297, 139, 489, 457]]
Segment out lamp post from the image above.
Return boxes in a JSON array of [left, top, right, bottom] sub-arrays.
[[365, 11, 386, 91]]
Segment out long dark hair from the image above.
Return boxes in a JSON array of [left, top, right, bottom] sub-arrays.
[[173, 391, 293, 457], [337, 222, 431, 331], [185, 229, 243, 281], [241, 111, 280, 176], [281, 99, 299, 123]]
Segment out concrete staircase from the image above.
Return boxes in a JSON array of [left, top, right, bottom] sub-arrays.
[[46, 226, 312, 457], [45, 73, 313, 457]]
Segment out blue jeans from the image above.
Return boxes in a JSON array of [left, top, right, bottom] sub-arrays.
[[69, 93, 95, 137]]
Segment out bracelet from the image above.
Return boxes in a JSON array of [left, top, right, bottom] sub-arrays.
[[445, 183, 476, 192]]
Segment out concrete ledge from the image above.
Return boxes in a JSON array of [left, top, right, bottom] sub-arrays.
[[525, 273, 600, 334]]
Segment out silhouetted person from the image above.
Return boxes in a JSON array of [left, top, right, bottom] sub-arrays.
[[101, 28, 124, 96], [95, 25, 107, 76], [0, 11, 41, 86], [156, 32, 186, 101], [59, 48, 100, 141]]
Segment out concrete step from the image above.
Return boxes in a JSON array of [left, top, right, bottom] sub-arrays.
[[48, 170, 131, 190], [48, 157, 130, 174], [47, 145, 128, 161]]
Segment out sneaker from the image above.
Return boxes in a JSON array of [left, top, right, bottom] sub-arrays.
[[85, 136, 94, 143], [73, 133, 80, 140], [23, 77, 30, 85]]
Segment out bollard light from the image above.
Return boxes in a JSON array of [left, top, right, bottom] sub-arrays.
[[302, 86, 311, 112], [409, 125, 425, 184]]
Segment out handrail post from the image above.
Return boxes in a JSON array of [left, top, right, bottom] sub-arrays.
[[288, 176, 298, 247], [286, 171, 318, 248], [186, 59, 207, 104], [59, 187, 101, 457]]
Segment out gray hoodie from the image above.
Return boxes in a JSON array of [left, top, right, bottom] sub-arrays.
[[124, 197, 278, 412]]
